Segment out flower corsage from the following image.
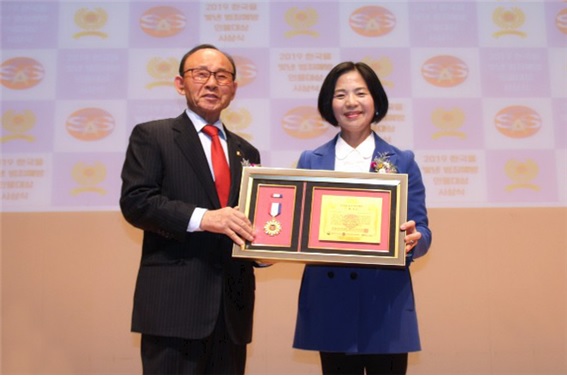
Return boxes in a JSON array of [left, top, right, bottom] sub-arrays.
[[241, 158, 260, 167], [370, 153, 397, 173]]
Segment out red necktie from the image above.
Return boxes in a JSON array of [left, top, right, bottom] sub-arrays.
[[202, 125, 231, 207]]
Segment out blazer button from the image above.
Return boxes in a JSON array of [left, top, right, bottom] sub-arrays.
[[327, 271, 335, 279], [350, 272, 358, 280]]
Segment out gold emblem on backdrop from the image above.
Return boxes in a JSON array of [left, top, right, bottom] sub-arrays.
[[494, 105, 541, 139], [65, 108, 115, 141], [421, 55, 468, 88], [284, 7, 319, 38], [492, 7, 527, 38], [431, 108, 467, 140], [71, 162, 107, 195], [221, 108, 253, 141], [146, 57, 178, 89], [73, 8, 108, 39], [281, 106, 328, 139], [556, 8, 567, 35], [362, 56, 394, 88], [504, 159, 540, 192], [1, 110, 36, 142], [0, 57, 44, 90], [140, 6, 186, 38]]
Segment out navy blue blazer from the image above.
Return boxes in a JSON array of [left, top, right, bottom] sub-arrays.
[[120, 112, 260, 344], [293, 132, 432, 354]]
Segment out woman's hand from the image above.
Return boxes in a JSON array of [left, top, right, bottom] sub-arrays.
[[401, 220, 421, 254]]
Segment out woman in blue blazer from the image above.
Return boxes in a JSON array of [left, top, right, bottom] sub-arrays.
[[293, 62, 432, 375]]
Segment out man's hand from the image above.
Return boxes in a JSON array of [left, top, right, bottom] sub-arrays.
[[200, 207, 256, 246]]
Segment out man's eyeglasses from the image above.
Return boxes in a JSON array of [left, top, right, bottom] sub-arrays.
[[182, 68, 235, 85]]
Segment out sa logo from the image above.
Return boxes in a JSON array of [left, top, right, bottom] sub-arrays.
[[140, 6, 186, 38], [65, 108, 115, 141], [421, 55, 468, 88], [0, 57, 44, 90], [349, 6, 396, 37]]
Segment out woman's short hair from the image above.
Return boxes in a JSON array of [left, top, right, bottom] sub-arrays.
[[318, 61, 389, 127]]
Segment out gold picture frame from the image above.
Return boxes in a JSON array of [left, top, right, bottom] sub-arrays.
[[233, 167, 408, 266]]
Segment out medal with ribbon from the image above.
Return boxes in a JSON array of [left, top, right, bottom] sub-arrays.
[[264, 193, 283, 236]]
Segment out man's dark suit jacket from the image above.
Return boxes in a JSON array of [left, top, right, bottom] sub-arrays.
[[120, 112, 261, 345]]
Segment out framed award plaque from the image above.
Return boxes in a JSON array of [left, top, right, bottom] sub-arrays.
[[232, 167, 409, 266]]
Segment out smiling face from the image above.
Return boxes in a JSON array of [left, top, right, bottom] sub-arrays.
[[331, 69, 376, 145], [174, 48, 237, 124]]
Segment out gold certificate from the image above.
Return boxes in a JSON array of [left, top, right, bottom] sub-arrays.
[[318, 194, 382, 243]]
